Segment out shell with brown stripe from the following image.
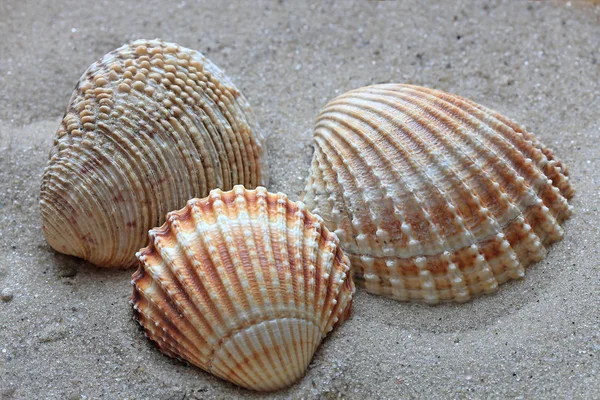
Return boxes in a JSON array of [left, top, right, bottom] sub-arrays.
[[131, 186, 355, 391], [301, 84, 573, 304]]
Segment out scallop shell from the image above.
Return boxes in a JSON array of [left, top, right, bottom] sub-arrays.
[[40, 39, 268, 268], [131, 185, 355, 391], [302, 84, 574, 304]]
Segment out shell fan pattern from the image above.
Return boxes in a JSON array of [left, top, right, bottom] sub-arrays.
[[40, 39, 268, 268], [302, 84, 574, 304], [131, 186, 355, 391]]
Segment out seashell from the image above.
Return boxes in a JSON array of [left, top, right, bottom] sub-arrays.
[[302, 84, 574, 304], [131, 185, 355, 391], [40, 39, 268, 268]]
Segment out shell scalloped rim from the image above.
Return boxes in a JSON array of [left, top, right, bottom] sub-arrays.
[[302, 84, 574, 304], [131, 185, 355, 392], [40, 39, 268, 268]]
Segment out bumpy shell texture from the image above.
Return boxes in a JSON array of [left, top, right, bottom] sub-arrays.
[[302, 84, 574, 304], [40, 39, 268, 268], [131, 186, 355, 391]]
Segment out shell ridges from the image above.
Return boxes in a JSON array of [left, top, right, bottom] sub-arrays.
[[302, 84, 574, 303], [131, 185, 355, 391], [40, 39, 268, 268]]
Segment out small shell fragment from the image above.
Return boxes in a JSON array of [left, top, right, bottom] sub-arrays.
[[302, 84, 574, 303], [40, 39, 268, 268], [131, 186, 355, 391]]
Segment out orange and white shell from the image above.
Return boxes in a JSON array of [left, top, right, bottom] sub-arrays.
[[131, 186, 355, 391], [40, 39, 268, 268], [302, 84, 574, 304]]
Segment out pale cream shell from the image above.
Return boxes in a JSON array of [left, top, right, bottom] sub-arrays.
[[40, 39, 268, 268], [302, 84, 574, 303], [131, 186, 355, 391]]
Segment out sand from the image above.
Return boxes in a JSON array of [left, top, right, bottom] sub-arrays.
[[0, 0, 599, 398]]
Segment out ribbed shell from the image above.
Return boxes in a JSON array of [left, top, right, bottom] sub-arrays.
[[302, 84, 574, 304], [40, 39, 268, 268], [131, 186, 355, 391]]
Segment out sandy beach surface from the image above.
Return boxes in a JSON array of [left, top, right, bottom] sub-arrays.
[[1, 1, 599, 398]]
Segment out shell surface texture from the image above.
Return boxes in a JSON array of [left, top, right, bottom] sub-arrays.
[[131, 186, 355, 391], [302, 84, 574, 304], [40, 39, 268, 268]]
